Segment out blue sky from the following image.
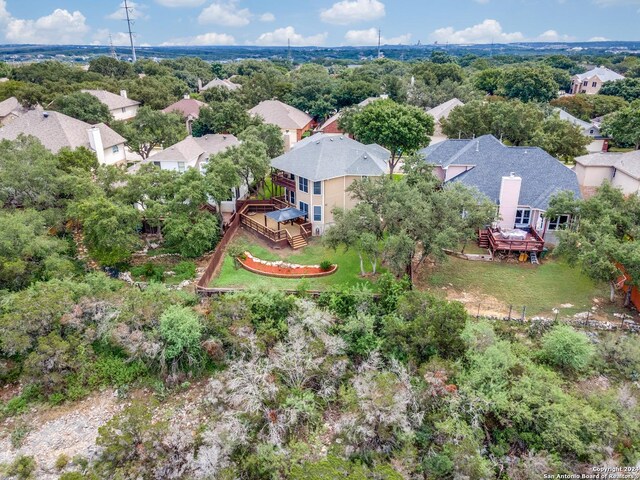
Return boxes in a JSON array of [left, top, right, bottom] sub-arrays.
[[0, 0, 638, 47]]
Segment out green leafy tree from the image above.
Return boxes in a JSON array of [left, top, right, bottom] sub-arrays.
[[600, 78, 640, 102], [532, 113, 591, 162], [88, 56, 136, 78], [122, 75, 190, 110], [473, 68, 503, 95], [55, 147, 99, 173], [69, 195, 141, 266], [192, 99, 254, 136], [52, 92, 113, 124], [238, 123, 285, 158], [159, 305, 203, 370], [601, 100, 640, 150], [113, 106, 187, 159], [540, 325, 595, 374], [499, 66, 559, 102], [340, 99, 434, 175]]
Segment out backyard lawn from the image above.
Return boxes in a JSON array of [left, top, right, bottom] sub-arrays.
[[423, 255, 611, 317], [211, 234, 384, 290]]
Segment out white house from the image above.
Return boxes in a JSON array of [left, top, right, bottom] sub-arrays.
[[0, 109, 127, 165], [82, 89, 141, 121], [570, 66, 624, 95]]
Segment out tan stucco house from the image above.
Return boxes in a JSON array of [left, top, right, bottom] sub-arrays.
[[574, 150, 640, 196], [270, 134, 389, 235], [249, 100, 314, 150], [570, 66, 624, 95], [82, 89, 140, 121]]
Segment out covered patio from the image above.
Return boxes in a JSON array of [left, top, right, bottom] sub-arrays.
[[245, 207, 308, 237]]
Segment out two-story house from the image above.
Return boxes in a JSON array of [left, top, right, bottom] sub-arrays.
[[570, 66, 624, 95], [270, 134, 389, 235], [249, 100, 314, 150], [162, 96, 207, 135]]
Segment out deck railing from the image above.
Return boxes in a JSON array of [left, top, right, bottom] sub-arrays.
[[271, 172, 296, 190], [486, 227, 545, 253]]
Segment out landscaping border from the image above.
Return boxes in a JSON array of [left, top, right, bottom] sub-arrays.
[[238, 253, 338, 279]]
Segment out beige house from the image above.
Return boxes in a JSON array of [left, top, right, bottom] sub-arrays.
[[0, 109, 127, 165], [0, 97, 27, 126], [162, 96, 207, 134], [249, 100, 314, 150], [82, 89, 141, 121], [570, 66, 624, 95], [270, 134, 389, 235], [574, 150, 640, 196], [426, 98, 464, 144]]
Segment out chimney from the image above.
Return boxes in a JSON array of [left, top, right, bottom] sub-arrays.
[[198, 78, 203, 91], [120, 90, 128, 99], [380, 93, 389, 100], [602, 139, 609, 152], [498, 174, 522, 230], [87, 126, 106, 165], [183, 94, 190, 100]]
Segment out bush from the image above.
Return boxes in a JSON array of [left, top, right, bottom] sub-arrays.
[[130, 263, 164, 282], [5, 455, 36, 480], [319, 260, 333, 271], [159, 305, 204, 370], [55, 454, 70, 471], [172, 261, 197, 281], [540, 325, 594, 374]]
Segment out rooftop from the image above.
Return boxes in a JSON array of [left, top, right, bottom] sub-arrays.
[[0, 109, 125, 152], [200, 78, 241, 91], [427, 98, 465, 122], [82, 89, 140, 110], [143, 134, 240, 164], [162, 98, 207, 119], [576, 150, 640, 179], [249, 100, 313, 130], [419, 134, 581, 210], [271, 133, 389, 182], [0, 97, 24, 118], [574, 66, 624, 83]]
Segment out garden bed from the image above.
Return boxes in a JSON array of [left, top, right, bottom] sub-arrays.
[[238, 252, 337, 278]]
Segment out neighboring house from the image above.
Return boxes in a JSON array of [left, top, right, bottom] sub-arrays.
[[270, 133, 390, 235], [419, 134, 582, 245], [426, 98, 464, 144], [570, 66, 624, 95], [133, 134, 243, 212], [162, 96, 207, 135], [317, 95, 388, 135], [198, 78, 241, 92], [82, 89, 141, 121], [574, 150, 640, 196], [0, 96, 27, 125], [249, 100, 314, 150], [555, 108, 607, 153], [0, 109, 127, 165]]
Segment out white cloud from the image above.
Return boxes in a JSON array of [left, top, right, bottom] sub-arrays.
[[155, 0, 206, 6], [535, 30, 575, 42], [589, 36, 610, 41], [3, 7, 89, 44], [429, 19, 524, 44], [344, 28, 411, 45], [198, 0, 251, 26], [106, 1, 149, 21], [320, 0, 385, 25], [260, 12, 275, 22], [161, 32, 236, 45], [91, 29, 136, 46], [253, 26, 328, 46]]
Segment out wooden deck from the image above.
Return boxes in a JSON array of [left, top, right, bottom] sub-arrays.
[[479, 228, 545, 253], [238, 200, 312, 249]]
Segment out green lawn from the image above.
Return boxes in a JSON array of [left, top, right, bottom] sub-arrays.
[[212, 237, 383, 290], [425, 256, 609, 316]]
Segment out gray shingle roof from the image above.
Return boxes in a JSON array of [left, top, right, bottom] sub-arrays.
[[0, 97, 24, 118], [249, 100, 313, 130], [271, 133, 389, 182], [576, 150, 640, 180], [200, 78, 241, 91], [0, 109, 125, 152], [419, 134, 582, 210], [148, 134, 240, 164], [82, 89, 140, 110], [427, 98, 464, 122]]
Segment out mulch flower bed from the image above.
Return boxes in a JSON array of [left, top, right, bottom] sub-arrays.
[[237, 252, 338, 278]]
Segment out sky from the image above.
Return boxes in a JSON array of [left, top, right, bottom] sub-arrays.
[[0, 0, 638, 47]]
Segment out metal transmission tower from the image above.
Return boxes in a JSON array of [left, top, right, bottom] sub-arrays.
[[109, 34, 118, 60], [123, 0, 137, 62], [377, 28, 382, 59]]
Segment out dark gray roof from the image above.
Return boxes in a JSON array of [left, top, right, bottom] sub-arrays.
[[419, 135, 581, 210], [266, 208, 307, 223], [271, 133, 389, 182]]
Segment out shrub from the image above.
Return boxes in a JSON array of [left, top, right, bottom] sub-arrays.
[[540, 325, 594, 374], [10, 423, 31, 448], [319, 260, 333, 271], [55, 454, 70, 471], [172, 261, 196, 281], [5, 455, 36, 480], [130, 263, 164, 282], [159, 305, 204, 370]]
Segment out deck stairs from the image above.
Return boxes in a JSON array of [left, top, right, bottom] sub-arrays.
[[478, 230, 490, 249], [530, 252, 539, 265], [289, 234, 308, 250]]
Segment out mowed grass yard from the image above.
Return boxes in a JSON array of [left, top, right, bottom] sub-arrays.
[[211, 233, 384, 290], [425, 255, 611, 316]]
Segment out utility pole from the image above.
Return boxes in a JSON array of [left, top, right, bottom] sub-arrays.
[[123, 0, 137, 63], [109, 34, 118, 60]]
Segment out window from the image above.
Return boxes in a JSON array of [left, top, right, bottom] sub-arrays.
[[548, 215, 570, 231], [178, 162, 186, 173], [580, 90, 586, 94], [298, 176, 309, 193], [313, 181, 322, 195], [592, 82, 598, 87], [299, 201, 309, 215], [313, 205, 322, 222], [589, 129, 595, 135], [153, 161, 161, 168], [289, 190, 295, 205], [515, 209, 531, 227], [112, 145, 119, 153], [121, 107, 126, 113], [583, 80, 588, 86]]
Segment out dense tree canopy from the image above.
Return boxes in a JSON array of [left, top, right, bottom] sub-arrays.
[[51, 91, 113, 124]]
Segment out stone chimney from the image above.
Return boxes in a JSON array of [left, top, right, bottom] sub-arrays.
[[120, 90, 128, 99], [87, 126, 105, 165], [498, 173, 522, 230]]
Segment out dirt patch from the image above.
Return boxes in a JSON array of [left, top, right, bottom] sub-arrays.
[[0, 390, 122, 479]]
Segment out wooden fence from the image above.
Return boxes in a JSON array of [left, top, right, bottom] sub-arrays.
[[196, 209, 241, 290]]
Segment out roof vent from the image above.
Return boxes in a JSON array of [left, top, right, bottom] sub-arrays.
[[43, 112, 49, 118], [330, 138, 333, 141]]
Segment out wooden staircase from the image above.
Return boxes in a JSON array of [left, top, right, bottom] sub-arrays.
[[478, 230, 490, 249], [289, 234, 308, 250]]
